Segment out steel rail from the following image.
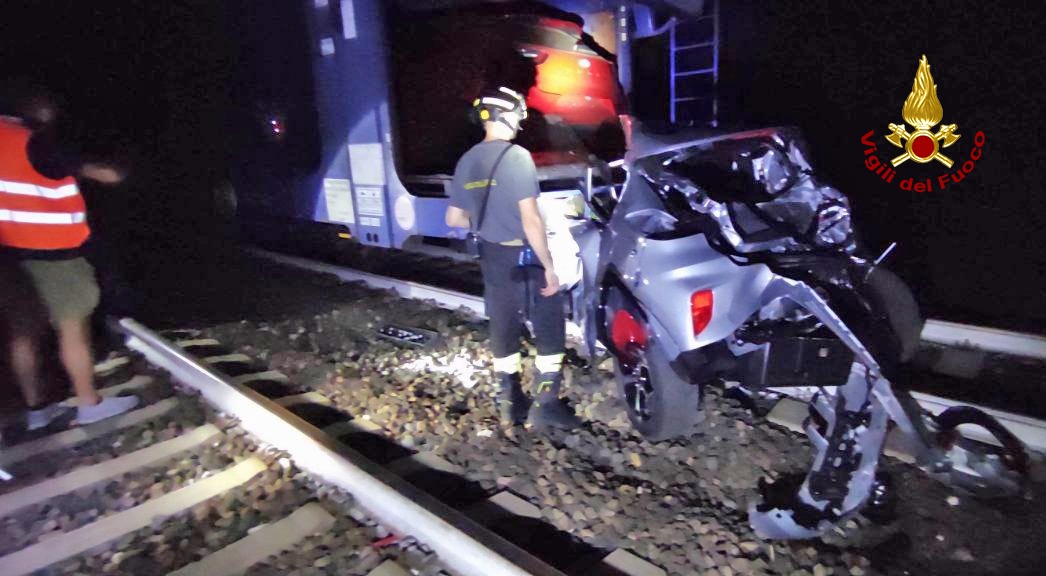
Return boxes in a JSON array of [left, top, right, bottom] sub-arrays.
[[115, 318, 565, 576], [246, 247, 1046, 452], [920, 319, 1046, 360]]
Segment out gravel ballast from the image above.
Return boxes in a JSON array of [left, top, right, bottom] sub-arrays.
[[196, 273, 1046, 576]]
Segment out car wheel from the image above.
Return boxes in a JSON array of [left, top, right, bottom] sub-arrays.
[[866, 267, 922, 361], [615, 340, 703, 441]]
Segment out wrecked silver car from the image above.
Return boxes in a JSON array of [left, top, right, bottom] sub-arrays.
[[556, 126, 1028, 538]]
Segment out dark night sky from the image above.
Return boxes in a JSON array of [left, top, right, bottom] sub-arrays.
[[1, 0, 1044, 330], [717, 0, 1046, 330]]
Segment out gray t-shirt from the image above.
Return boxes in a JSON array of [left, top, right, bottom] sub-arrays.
[[449, 140, 539, 244]]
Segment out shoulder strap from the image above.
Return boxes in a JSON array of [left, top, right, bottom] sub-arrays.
[[473, 142, 516, 233]]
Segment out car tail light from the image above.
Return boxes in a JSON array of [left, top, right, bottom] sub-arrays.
[[611, 309, 647, 353], [691, 290, 714, 336]]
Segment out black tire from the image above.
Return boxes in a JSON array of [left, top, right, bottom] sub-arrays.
[[864, 267, 923, 363], [614, 340, 703, 441]]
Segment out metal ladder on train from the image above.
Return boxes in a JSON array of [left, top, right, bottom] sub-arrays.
[[669, 0, 720, 127]]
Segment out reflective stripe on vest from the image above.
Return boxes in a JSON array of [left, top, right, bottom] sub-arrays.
[[0, 209, 87, 224], [0, 179, 80, 199], [0, 119, 90, 250]]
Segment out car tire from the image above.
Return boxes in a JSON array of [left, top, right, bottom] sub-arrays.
[[864, 267, 923, 363], [614, 339, 704, 441]]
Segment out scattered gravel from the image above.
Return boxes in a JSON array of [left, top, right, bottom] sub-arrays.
[[245, 515, 438, 576], [51, 466, 313, 576], [0, 395, 204, 493], [45, 419, 326, 576], [4, 377, 442, 576], [201, 289, 870, 575], [185, 263, 1046, 576], [0, 427, 250, 556]]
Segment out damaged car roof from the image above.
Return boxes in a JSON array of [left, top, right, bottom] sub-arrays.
[[628, 124, 799, 160]]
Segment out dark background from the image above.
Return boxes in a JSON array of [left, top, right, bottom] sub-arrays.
[[1, 0, 1043, 331], [719, 0, 1046, 332]]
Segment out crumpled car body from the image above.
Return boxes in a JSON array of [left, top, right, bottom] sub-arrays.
[[558, 125, 1028, 538]]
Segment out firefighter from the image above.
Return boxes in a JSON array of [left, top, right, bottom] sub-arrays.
[[445, 86, 581, 430], [0, 89, 138, 429]]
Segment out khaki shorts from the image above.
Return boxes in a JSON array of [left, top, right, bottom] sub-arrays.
[[19, 257, 100, 325]]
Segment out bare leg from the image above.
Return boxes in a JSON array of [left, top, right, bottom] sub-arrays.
[[10, 334, 43, 407], [57, 318, 101, 407], [15, 330, 76, 431]]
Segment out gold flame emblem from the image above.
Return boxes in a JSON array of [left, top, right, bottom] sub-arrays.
[[885, 55, 960, 167]]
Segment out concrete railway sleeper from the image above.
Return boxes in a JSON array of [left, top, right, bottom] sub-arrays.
[[115, 319, 668, 576], [0, 336, 452, 576], [4, 323, 662, 576]]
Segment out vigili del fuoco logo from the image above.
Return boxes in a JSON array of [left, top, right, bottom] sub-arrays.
[[861, 55, 985, 193]]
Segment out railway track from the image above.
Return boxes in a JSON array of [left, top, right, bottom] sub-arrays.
[[1, 320, 684, 576], [0, 332, 450, 576], [165, 245, 1045, 575], [4, 246, 1043, 576], [246, 247, 1046, 453]]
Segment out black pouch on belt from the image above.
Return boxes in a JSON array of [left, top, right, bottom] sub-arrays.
[[464, 233, 483, 259], [465, 142, 515, 260]]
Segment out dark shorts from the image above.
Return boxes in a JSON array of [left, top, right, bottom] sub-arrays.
[[0, 255, 47, 337]]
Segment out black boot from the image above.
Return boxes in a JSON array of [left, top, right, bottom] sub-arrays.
[[528, 371, 582, 431], [496, 372, 531, 425]]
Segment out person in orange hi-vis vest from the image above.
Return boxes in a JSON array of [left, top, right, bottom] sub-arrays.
[[0, 87, 138, 430]]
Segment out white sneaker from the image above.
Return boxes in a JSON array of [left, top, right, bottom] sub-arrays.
[[76, 395, 140, 425], [26, 403, 72, 431]]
